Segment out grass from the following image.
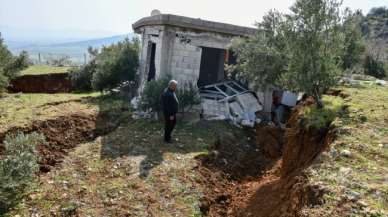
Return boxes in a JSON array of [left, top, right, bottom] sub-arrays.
[[0, 92, 100, 132], [19, 65, 72, 76], [7, 119, 224, 216], [305, 83, 388, 216], [303, 96, 345, 129]]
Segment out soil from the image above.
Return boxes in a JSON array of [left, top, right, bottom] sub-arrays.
[[8, 73, 71, 93], [326, 89, 349, 99], [197, 99, 334, 217], [0, 113, 97, 172]]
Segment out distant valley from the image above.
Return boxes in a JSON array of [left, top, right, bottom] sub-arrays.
[[5, 33, 135, 65]]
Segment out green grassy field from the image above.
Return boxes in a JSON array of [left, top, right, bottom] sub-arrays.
[[20, 65, 72, 76], [305, 83, 388, 216], [0, 92, 99, 132]]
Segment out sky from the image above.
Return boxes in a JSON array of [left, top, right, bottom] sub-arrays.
[[0, 0, 387, 41]]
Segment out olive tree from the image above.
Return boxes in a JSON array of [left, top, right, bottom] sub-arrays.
[[231, 0, 347, 106]]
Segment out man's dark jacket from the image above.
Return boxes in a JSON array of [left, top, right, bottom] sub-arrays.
[[162, 88, 179, 117]]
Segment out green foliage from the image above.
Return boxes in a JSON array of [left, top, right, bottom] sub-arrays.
[[70, 48, 98, 91], [228, 10, 288, 90], [341, 9, 365, 70], [363, 55, 386, 78], [368, 7, 388, 17], [0, 72, 9, 93], [302, 96, 344, 129], [139, 77, 200, 117], [176, 82, 201, 114], [0, 132, 45, 214], [285, 0, 344, 100], [231, 0, 347, 101], [92, 38, 139, 92], [140, 76, 170, 113], [0, 33, 30, 93]]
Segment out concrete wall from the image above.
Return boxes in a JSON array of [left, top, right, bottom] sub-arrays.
[[137, 25, 236, 89]]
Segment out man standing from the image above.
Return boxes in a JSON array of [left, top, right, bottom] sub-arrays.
[[161, 80, 179, 143]]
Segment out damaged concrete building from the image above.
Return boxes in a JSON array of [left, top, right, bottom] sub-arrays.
[[133, 11, 275, 123]]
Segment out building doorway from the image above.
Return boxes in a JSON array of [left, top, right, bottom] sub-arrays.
[[147, 42, 156, 81], [198, 47, 225, 87]]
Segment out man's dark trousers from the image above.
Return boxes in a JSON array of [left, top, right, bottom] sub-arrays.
[[164, 114, 176, 142]]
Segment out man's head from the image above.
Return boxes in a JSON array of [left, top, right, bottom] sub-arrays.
[[168, 80, 178, 92]]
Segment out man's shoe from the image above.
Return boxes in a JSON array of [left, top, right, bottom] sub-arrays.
[[165, 139, 172, 144]]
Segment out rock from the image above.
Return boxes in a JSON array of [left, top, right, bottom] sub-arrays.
[[357, 200, 368, 207], [375, 79, 387, 86], [330, 148, 338, 158], [340, 149, 352, 157], [339, 167, 352, 175], [347, 190, 361, 202], [347, 191, 361, 202]]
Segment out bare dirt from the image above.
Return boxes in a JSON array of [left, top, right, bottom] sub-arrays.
[[0, 113, 97, 172], [8, 73, 71, 93], [197, 100, 334, 217], [326, 89, 349, 99]]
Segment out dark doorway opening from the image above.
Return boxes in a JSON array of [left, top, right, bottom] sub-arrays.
[[198, 47, 225, 87], [147, 42, 156, 81]]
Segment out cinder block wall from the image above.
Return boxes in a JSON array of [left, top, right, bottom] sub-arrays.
[[137, 26, 235, 89]]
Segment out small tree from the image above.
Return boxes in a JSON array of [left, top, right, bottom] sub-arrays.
[[340, 9, 365, 70], [139, 76, 170, 114], [231, 0, 345, 106], [363, 55, 386, 79], [69, 47, 98, 91], [0, 33, 30, 93], [228, 10, 288, 90], [92, 38, 139, 92], [176, 81, 201, 116]]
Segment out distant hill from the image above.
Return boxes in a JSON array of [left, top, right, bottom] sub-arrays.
[[361, 7, 388, 44], [7, 33, 135, 65]]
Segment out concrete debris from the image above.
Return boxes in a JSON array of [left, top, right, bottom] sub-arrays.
[[132, 111, 152, 120], [199, 80, 263, 127], [339, 167, 352, 176], [130, 96, 140, 110], [340, 149, 352, 158], [280, 91, 298, 107], [375, 79, 387, 86]]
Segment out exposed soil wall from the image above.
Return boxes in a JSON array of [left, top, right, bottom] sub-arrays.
[[8, 73, 71, 93], [197, 99, 335, 217], [0, 114, 97, 172]]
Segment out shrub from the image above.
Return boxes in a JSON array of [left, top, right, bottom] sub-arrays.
[[69, 61, 97, 91], [0, 34, 30, 92], [139, 77, 201, 118], [363, 55, 386, 79], [92, 38, 139, 92], [139, 76, 170, 113], [0, 132, 45, 214], [176, 82, 201, 115], [0, 71, 9, 93], [302, 96, 344, 129]]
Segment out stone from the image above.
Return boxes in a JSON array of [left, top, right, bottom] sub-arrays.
[[339, 167, 352, 175], [347, 190, 361, 202], [330, 148, 339, 158], [375, 79, 387, 86], [340, 149, 352, 157]]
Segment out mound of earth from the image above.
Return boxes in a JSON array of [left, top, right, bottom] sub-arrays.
[[8, 73, 71, 93], [197, 99, 334, 217], [0, 114, 97, 172]]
